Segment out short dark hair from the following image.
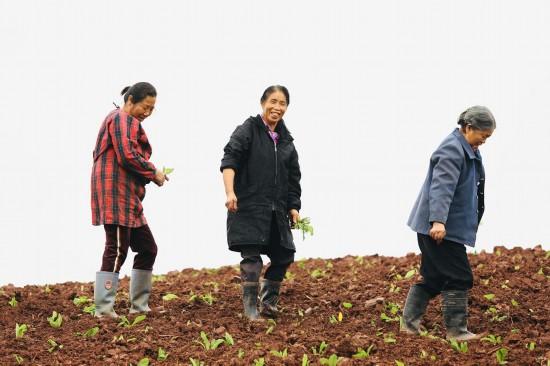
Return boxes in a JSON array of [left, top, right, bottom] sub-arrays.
[[260, 85, 290, 105], [457, 106, 496, 131], [121, 82, 157, 104]]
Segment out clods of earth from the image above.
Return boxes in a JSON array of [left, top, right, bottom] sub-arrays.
[[1, 246, 549, 365]]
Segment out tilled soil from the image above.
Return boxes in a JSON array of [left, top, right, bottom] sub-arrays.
[[1, 246, 549, 366]]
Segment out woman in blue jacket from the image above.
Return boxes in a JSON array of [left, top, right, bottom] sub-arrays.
[[402, 106, 496, 341]]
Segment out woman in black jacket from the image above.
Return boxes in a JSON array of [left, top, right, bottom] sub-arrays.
[[220, 85, 302, 320]]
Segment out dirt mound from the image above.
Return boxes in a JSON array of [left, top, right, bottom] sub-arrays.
[[1, 246, 548, 365]]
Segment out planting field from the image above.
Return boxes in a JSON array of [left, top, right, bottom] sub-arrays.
[[1, 246, 548, 365]]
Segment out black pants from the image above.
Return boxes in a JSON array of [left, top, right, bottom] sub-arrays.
[[240, 213, 295, 282], [100, 224, 158, 272], [415, 233, 473, 297]]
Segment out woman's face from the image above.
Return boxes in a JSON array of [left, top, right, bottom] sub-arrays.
[[127, 95, 156, 122], [463, 125, 494, 150], [261, 91, 288, 124]]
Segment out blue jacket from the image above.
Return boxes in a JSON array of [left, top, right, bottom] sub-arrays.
[[407, 129, 485, 247]]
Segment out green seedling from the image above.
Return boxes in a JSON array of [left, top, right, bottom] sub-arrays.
[[78, 326, 99, 337], [310, 268, 326, 278], [311, 341, 328, 356], [525, 342, 536, 351], [381, 313, 399, 322], [195, 331, 224, 350], [47, 311, 63, 328], [43, 284, 52, 293], [294, 217, 314, 240], [481, 334, 502, 345], [200, 293, 215, 305], [483, 293, 495, 301], [270, 348, 288, 358], [302, 354, 310, 366], [118, 314, 146, 328], [224, 332, 234, 346], [157, 347, 169, 361], [449, 339, 468, 353], [511, 299, 519, 307], [73, 296, 91, 306], [188, 291, 198, 303], [47, 339, 63, 353], [253, 357, 265, 366], [353, 345, 374, 359], [266, 318, 277, 334], [14, 354, 24, 364], [342, 302, 353, 309], [320, 354, 343, 366], [162, 293, 179, 301], [9, 297, 18, 307], [83, 304, 96, 316], [329, 312, 343, 323], [237, 349, 245, 358], [285, 271, 296, 281], [189, 358, 205, 366], [297, 260, 307, 270], [383, 333, 397, 344], [485, 307, 507, 322], [388, 283, 401, 293], [162, 167, 174, 175], [15, 323, 28, 339], [152, 274, 166, 282], [395, 361, 405, 366], [137, 358, 150, 366], [404, 269, 416, 280], [495, 347, 508, 364]]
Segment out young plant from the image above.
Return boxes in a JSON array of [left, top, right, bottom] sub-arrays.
[[383, 333, 397, 344], [483, 293, 495, 301], [73, 295, 91, 306], [525, 342, 536, 351], [157, 347, 169, 361], [79, 326, 99, 338], [83, 304, 96, 316], [224, 332, 234, 346], [320, 354, 343, 366], [118, 314, 146, 328], [162, 167, 174, 175], [310, 268, 326, 279], [294, 217, 314, 240], [9, 297, 18, 307], [200, 293, 215, 305], [301, 354, 310, 366], [47, 339, 63, 353], [353, 345, 374, 359], [329, 312, 343, 324], [15, 323, 28, 339], [195, 331, 224, 351], [342, 302, 353, 309], [253, 357, 265, 366], [395, 361, 406, 366], [449, 339, 468, 353], [47, 311, 63, 328], [266, 318, 277, 335], [137, 358, 150, 366], [14, 354, 24, 364], [162, 293, 179, 301], [189, 358, 205, 366], [270, 348, 288, 358], [237, 349, 245, 358], [481, 334, 502, 345], [495, 347, 508, 365], [311, 341, 328, 356]]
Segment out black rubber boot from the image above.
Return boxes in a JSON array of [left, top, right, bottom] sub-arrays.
[[400, 284, 432, 334], [442, 290, 480, 341], [242, 282, 260, 321], [259, 279, 281, 318]]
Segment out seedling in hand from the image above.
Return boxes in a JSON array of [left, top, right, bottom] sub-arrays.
[[293, 217, 314, 240], [162, 167, 174, 175]]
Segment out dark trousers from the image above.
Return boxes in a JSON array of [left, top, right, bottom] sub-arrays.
[[415, 233, 473, 297], [100, 224, 158, 273], [240, 213, 295, 282]]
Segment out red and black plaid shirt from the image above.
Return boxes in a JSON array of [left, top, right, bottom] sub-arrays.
[[91, 109, 157, 227]]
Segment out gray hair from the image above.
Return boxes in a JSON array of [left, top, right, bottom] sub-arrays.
[[457, 106, 496, 131]]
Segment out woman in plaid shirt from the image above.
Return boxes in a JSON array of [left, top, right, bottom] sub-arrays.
[[91, 82, 167, 318]]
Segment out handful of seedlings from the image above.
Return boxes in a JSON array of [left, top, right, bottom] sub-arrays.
[[293, 217, 314, 240]]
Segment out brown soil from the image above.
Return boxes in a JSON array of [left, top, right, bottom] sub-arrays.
[[1, 246, 549, 366]]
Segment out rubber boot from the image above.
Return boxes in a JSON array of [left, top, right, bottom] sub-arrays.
[[442, 290, 481, 341], [242, 282, 260, 321], [259, 279, 281, 318], [400, 284, 432, 334], [94, 271, 119, 318], [129, 269, 153, 314]]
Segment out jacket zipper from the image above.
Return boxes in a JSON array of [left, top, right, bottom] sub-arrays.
[[272, 139, 278, 211]]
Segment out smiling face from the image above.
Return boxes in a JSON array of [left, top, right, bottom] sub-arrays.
[[126, 95, 156, 122], [261, 90, 288, 125], [463, 125, 494, 150]]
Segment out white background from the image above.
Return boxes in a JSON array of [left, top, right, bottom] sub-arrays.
[[1, 1, 549, 286]]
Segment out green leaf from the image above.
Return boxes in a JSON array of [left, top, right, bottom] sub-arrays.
[[224, 332, 234, 346], [82, 326, 99, 337], [162, 293, 179, 301], [404, 269, 416, 279], [342, 302, 353, 309], [395, 361, 406, 366], [47, 311, 63, 328], [8, 297, 18, 307], [157, 347, 169, 361], [162, 166, 174, 175], [14, 354, 24, 365], [301, 353, 310, 366], [137, 358, 150, 366], [483, 293, 495, 301], [131, 314, 147, 327], [15, 323, 28, 339]]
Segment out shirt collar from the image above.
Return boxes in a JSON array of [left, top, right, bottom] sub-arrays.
[[452, 128, 481, 160]]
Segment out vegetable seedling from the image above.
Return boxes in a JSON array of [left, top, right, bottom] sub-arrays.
[[342, 302, 353, 309], [137, 358, 150, 366], [293, 217, 314, 240], [395, 361, 405, 366], [320, 354, 343, 366], [47, 339, 63, 353], [162, 293, 179, 301], [449, 339, 468, 353], [195, 331, 225, 351], [224, 332, 234, 346], [270, 348, 288, 358], [483, 293, 495, 301], [481, 334, 502, 345], [15, 323, 28, 339], [14, 354, 24, 364], [237, 349, 245, 358], [253, 357, 265, 366], [525, 342, 536, 351], [162, 167, 174, 175], [302, 354, 310, 366], [495, 347, 508, 365], [9, 297, 18, 307], [73, 296, 91, 307], [189, 358, 205, 366], [157, 347, 169, 361], [353, 345, 374, 359], [83, 304, 96, 316], [47, 311, 63, 328], [312, 341, 328, 356]]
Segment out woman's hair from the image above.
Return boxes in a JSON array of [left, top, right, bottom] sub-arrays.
[[457, 106, 496, 131], [121, 82, 157, 104], [261, 85, 290, 105]]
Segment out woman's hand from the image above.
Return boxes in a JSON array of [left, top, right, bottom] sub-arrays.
[[153, 169, 166, 186], [429, 222, 446, 244], [225, 192, 238, 212], [289, 209, 300, 228]]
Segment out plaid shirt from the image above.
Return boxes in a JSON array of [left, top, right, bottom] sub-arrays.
[[91, 109, 157, 227]]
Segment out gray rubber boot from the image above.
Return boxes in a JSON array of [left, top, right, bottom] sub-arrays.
[[400, 284, 432, 334], [94, 271, 119, 318], [442, 290, 480, 341], [242, 282, 260, 321], [129, 269, 153, 314], [259, 279, 281, 318]]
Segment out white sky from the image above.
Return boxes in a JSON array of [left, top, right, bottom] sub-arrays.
[[1, 1, 549, 286]]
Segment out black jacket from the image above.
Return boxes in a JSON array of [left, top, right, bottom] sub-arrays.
[[220, 115, 302, 252]]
